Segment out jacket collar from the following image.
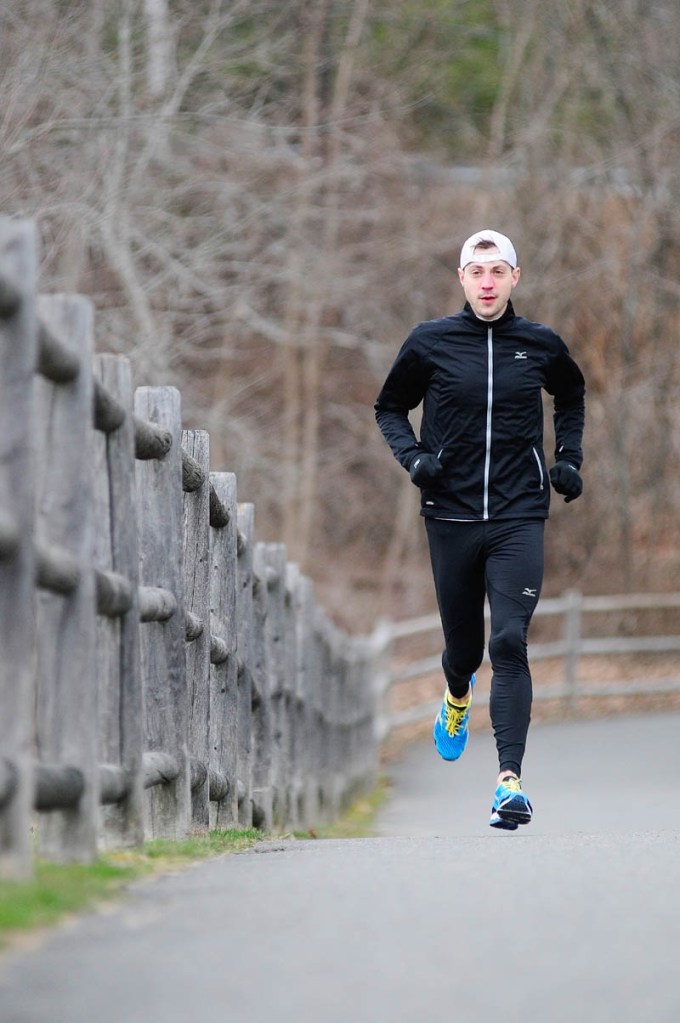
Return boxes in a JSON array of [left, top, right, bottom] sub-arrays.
[[461, 299, 516, 330]]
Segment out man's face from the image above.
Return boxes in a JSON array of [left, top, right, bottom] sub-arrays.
[[457, 246, 520, 321]]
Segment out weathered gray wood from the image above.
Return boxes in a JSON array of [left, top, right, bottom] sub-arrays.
[[208, 768, 229, 803], [93, 354, 145, 848], [35, 538, 81, 593], [208, 473, 239, 828], [344, 641, 373, 804], [139, 585, 177, 622], [182, 448, 206, 492], [93, 377, 126, 433], [142, 751, 180, 788], [36, 319, 81, 383], [0, 759, 18, 810], [134, 415, 173, 460], [34, 763, 84, 811], [236, 503, 255, 827], [301, 585, 324, 827], [1, 216, 419, 863], [190, 758, 208, 792], [209, 485, 230, 528], [185, 611, 204, 641], [316, 611, 339, 823], [251, 544, 274, 831], [182, 430, 211, 830], [210, 634, 229, 665], [286, 563, 307, 829], [0, 271, 21, 317], [0, 218, 38, 878], [135, 386, 190, 840], [259, 544, 288, 829], [34, 293, 99, 863], [282, 562, 300, 830], [0, 217, 37, 879], [0, 508, 19, 559], [95, 567, 134, 618], [291, 569, 316, 829], [98, 764, 129, 805]]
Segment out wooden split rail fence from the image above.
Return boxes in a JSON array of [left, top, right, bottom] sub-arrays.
[[0, 217, 388, 880]]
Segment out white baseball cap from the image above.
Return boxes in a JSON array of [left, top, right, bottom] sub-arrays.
[[459, 229, 518, 269]]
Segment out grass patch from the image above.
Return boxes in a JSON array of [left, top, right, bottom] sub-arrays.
[[0, 785, 390, 950], [0, 828, 262, 949], [142, 827, 262, 862], [0, 859, 141, 936]]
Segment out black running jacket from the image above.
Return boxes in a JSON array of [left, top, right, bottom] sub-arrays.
[[374, 301, 585, 521]]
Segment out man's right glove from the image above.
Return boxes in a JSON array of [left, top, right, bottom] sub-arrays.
[[410, 449, 444, 487], [549, 461, 583, 503]]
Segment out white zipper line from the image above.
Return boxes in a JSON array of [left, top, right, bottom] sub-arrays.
[[532, 446, 544, 490], [483, 327, 493, 520]]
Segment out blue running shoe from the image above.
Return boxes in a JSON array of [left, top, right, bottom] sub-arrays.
[[490, 775, 532, 828], [433, 675, 475, 761], [489, 810, 518, 831]]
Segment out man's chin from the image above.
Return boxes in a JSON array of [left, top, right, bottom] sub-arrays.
[[472, 300, 508, 321]]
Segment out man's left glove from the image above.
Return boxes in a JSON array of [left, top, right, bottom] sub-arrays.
[[549, 461, 583, 503], [410, 450, 444, 487]]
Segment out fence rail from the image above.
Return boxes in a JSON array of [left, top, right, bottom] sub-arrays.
[[0, 217, 383, 880], [382, 590, 680, 730]]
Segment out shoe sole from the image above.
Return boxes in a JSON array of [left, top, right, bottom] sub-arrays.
[[489, 813, 518, 831], [496, 794, 532, 825]]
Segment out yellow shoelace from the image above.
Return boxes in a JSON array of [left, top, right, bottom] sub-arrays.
[[444, 695, 470, 737], [500, 776, 522, 794]]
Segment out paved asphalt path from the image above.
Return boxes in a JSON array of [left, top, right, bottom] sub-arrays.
[[1, 713, 680, 1023]]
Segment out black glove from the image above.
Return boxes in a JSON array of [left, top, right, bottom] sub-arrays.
[[410, 450, 444, 486], [549, 461, 583, 503]]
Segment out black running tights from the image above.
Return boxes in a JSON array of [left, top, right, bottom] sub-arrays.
[[424, 518, 545, 777]]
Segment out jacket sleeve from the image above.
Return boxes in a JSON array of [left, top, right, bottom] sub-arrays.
[[546, 338, 586, 470], [374, 330, 432, 471]]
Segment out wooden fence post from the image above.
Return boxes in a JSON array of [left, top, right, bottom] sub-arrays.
[[368, 620, 393, 746], [288, 564, 309, 831], [34, 294, 99, 862], [236, 503, 255, 827], [354, 636, 379, 796], [282, 564, 300, 830], [135, 386, 190, 840], [563, 588, 582, 715], [297, 575, 321, 827], [93, 354, 145, 849], [251, 543, 273, 831], [0, 218, 39, 879], [333, 634, 350, 813], [182, 430, 211, 831], [315, 613, 337, 823], [208, 472, 239, 828], [258, 543, 288, 830]]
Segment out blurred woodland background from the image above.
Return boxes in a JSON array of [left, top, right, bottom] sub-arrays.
[[2, 0, 679, 633]]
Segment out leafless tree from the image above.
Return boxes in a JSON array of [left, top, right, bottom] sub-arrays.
[[2, 0, 679, 629]]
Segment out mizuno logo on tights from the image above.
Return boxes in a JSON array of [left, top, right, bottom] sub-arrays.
[[522, 587, 536, 597]]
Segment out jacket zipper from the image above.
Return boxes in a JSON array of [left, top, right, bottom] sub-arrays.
[[532, 447, 545, 490], [483, 327, 493, 519]]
